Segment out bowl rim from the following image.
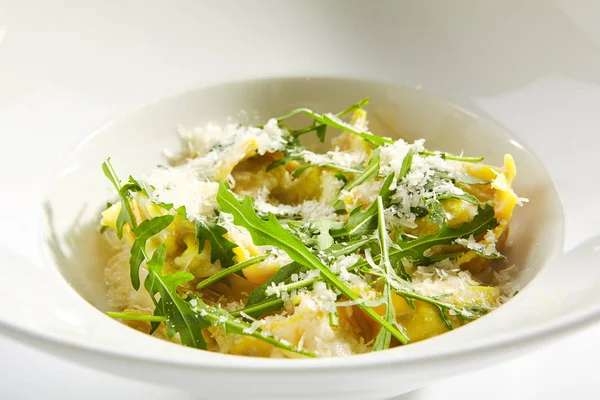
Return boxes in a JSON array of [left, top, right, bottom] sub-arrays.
[[25, 76, 577, 372]]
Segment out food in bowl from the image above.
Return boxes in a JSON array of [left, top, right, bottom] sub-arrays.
[[99, 98, 525, 358]]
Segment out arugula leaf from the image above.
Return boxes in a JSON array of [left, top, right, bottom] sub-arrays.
[[342, 97, 370, 115], [276, 106, 391, 146], [343, 150, 379, 192], [188, 294, 316, 357], [245, 262, 306, 307], [334, 172, 348, 184], [420, 150, 484, 163], [329, 311, 340, 326], [326, 237, 375, 259], [175, 205, 187, 217], [126, 175, 148, 197], [410, 206, 429, 218], [393, 205, 498, 264], [156, 202, 174, 211], [144, 244, 209, 348], [331, 174, 395, 239], [393, 289, 486, 330], [194, 220, 238, 268], [102, 158, 140, 238], [129, 215, 174, 290], [285, 98, 370, 139], [454, 239, 505, 260], [350, 206, 498, 280], [106, 312, 166, 323], [265, 143, 304, 172], [266, 157, 295, 172], [290, 164, 314, 178], [398, 149, 414, 180], [426, 199, 446, 226], [312, 220, 342, 251], [238, 238, 375, 316], [372, 197, 407, 351], [275, 208, 497, 298], [437, 192, 481, 205], [454, 171, 490, 185], [425, 251, 465, 263], [315, 124, 327, 142], [372, 276, 397, 350], [196, 255, 269, 290], [99, 202, 113, 234], [232, 298, 286, 319], [321, 113, 391, 146], [217, 183, 408, 344]]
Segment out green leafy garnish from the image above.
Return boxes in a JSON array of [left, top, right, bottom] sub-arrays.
[[231, 298, 286, 319], [392, 204, 498, 264], [276, 106, 391, 146], [321, 113, 391, 146], [343, 150, 379, 193], [245, 262, 306, 308], [398, 149, 414, 180], [144, 244, 209, 348], [196, 255, 269, 290], [284, 97, 370, 140], [393, 290, 486, 330], [194, 220, 238, 268], [420, 150, 484, 163], [312, 220, 342, 251], [107, 312, 167, 323], [372, 197, 406, 351], [157, 202, 174, 211], [290, 164, 315, 178], [326, 237, 376, 259], [437, 192, 481, 205], [217, 183, 408, 344], [454, 240, 505, 260], [129, 215, 175, 290], [102, 158, 140, 238], [426, 199, 446, 226], [100, 202, 113, 234], [331, 173, 395, 239], [454, 171, 490, 185], [188, 294, 316, 357], [315, 124, 327, 142]]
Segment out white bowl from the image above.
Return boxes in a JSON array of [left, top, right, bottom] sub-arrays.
[[3, 76, 596, 400], [2, 2, 600, 399]]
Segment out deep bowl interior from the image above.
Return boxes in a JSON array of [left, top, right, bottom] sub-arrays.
[[41, 77, 563, 324]]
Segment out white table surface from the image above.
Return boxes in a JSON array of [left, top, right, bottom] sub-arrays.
[[1, 1, 600, 399]]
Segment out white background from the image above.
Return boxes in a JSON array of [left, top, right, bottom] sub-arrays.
[[1, 1, 600, 399]]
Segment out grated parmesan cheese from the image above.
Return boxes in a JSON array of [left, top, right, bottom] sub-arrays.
[[174, 118, 286, 159], [412, 258, 481, 297], [301, 148, 366, 169], [144, 165, 219, 221], [377, 139, 469, 228], [253, 187, 339, 222], [455, 233, 501, 257]]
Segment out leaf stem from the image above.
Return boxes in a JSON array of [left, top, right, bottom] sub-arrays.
[[230, 298, 285, 318], [196, 255, 269, 290], [287, 98, 370, 137], [420, 151, 483, 163], [106, 312, 167, 322]]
